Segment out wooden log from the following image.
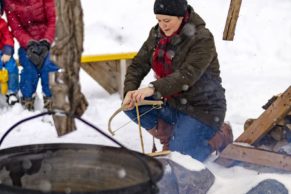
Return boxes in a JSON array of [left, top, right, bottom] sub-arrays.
[[223, 0, 242, 41]]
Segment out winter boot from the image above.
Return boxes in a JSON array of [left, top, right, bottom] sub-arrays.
[[6, 93, 19, 105], [208, 122, 234, 152], [148, 119, 173, 151], [21, 97, 35, 111], [43, 96, 52, 111]]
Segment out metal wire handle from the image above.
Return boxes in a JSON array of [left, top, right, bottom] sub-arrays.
[[0, 111, 126, 148]]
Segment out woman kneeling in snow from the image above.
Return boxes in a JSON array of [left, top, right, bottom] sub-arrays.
[[123, 0, 232, 161]]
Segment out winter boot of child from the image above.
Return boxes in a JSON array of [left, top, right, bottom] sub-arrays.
[[148, 119, 173, 151], [6, 93, 19, 105], [21, 97, 35, 111], [43, 96, 52, 111], [208, 122, 234, 152]]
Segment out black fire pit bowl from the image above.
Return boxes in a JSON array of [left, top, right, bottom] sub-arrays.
[[0, 143, 163, 194]]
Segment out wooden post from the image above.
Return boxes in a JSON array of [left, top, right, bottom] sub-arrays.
[[119, 59, 131, 99], [223, 0, 242, 41]]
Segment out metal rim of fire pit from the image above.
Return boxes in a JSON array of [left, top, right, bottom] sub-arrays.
[[0, 112, 164, 194]]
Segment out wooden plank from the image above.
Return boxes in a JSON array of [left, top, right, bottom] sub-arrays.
[[219, 144, 291, 171], [236, 86, 291, 144], [215, 153, 236, 168], [80, 61, 119, 94], [223, 0, 242, 41]]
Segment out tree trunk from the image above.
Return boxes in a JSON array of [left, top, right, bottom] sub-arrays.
[[50, 0, 88, 136]]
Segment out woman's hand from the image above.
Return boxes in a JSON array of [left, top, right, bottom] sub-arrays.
[[122, 87, 155, 109], [1, 54, 11, 63]]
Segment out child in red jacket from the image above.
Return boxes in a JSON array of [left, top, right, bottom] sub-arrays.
[[0, 1, 19, 105], [3, 0, 58, 110]]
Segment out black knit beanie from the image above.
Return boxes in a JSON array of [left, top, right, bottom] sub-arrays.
[[154, 0, 188, 17]]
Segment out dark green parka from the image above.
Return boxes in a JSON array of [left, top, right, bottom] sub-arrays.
[[124, 6, 226, 130]]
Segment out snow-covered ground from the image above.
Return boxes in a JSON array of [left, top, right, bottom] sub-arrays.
[[0, 0, 291, 193]]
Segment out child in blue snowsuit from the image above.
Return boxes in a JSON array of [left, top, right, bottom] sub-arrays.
[[0, 7, 19, 105], [3, 0, 58, 110]]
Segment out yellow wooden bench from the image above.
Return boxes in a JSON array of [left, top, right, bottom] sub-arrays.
[[81, 52, 137, 97]]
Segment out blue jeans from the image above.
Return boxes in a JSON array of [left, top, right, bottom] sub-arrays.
[[124, 101, 217, 161], [18, 48, 59, 98], [0, 52, 19, 93]]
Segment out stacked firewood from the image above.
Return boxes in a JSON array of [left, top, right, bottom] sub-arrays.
[[244, 95, 291, 153]]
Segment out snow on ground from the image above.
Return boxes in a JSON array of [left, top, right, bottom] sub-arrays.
[[0, 0, 291, 193]]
